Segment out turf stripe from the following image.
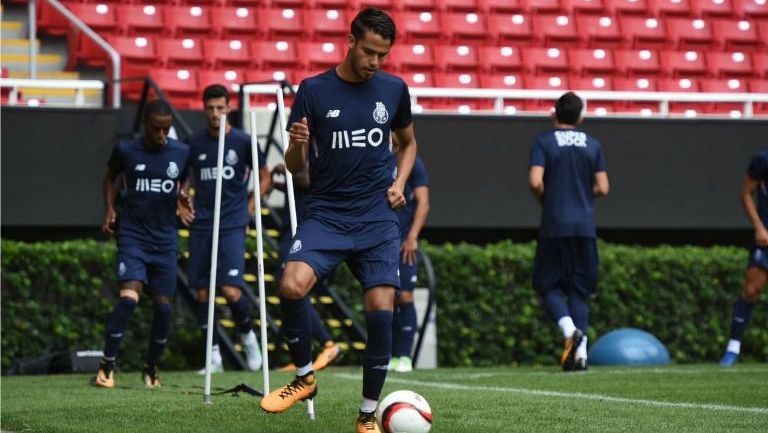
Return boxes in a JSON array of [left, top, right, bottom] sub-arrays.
[[333, 373, 768, 415]]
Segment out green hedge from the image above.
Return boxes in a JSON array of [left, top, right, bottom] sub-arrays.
[[2, 239, 766, 373]]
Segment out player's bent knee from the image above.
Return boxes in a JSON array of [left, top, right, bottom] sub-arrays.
[[221, 285, 242, 302], [196, 288, 210, 303], [398, 290, 414, 304], [279, 276, 311, 300], [743, 283, 763, 303], [119, 288, 140, 302]]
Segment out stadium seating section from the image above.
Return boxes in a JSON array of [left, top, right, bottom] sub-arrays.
[[32, 0, 768, 113]]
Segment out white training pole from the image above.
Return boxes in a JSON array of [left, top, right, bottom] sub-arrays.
[[203, 114, 227, 404], [275, 87, 314, 420], [249, 110, 270, 393]]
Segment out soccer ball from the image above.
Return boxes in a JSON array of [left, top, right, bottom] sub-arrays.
[[376, 390, 433, 433]]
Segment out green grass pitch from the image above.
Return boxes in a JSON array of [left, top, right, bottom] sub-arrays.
[[2, 365, 767, 433]]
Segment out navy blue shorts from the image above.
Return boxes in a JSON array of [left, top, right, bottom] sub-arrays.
[[187, 227, 246, 290], [399, 255, 419, 291], [286, 217, 401, 291], [116, 243, 177, 297], [747, 246, 768, 270], [534, 237, 598, 298]]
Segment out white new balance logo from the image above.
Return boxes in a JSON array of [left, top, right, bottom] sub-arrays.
[[135, 164, 146, 171], [326, 109, 340, 118]]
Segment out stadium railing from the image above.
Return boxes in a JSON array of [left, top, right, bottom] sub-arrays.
[[0, 78, 105, 107]]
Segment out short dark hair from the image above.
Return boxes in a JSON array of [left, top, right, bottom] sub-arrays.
[[554, 92, 583, 125], [143, 99, 172, 120], [351, 8, 397, 45], [203, 84, 229, 104]]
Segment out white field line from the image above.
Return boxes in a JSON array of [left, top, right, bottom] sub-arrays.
[[333, 373, 768, 415]]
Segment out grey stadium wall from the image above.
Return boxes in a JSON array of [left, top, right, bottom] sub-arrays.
[[2, 107, 766, 241]]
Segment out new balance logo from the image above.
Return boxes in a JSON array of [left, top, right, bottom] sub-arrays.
[[287, 337, 300, 344], [331, 128, 384, 149], [135, 164, 146, 171], [198, 154, 207, 161], [371, 364, 389, 370], [227, 269, 239, 276], [326, 109, 340, 118]]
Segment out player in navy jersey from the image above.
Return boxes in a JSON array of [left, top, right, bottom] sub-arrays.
[[178, 85, 272, 373], [271, 163, 343, 373], [259, 9, 418, 433], [93, 99, 191, 389], [389, 155, 430, 373], [528, 92, 609, 372], [719, 149, 768, 366]]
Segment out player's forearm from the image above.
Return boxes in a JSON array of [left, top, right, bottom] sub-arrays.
[[285, 141, 306, 174], [408, 203, 430, 241], [102, 173, 117, 211], [258, 167, 272, 197], [394, 139, 417, 189], [741, 191, 765, 232]]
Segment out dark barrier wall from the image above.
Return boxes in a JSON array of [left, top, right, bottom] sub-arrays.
[[2, 108, 119, 226], [415, 116, 767, 229], [2, 107, 766, 230]]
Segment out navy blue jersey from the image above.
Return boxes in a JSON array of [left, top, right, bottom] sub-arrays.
[[747, 149, 768, 228], [288, 68, 413, 223], [397, 157, 430, 236], [529, 128, 606, 238], [187, 128, 265, 230], [108, 137, 190, 249]]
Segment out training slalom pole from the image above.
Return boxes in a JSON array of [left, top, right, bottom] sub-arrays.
[[249, 110, 270, 393], [276, 87, 315, 421], [203, 114, 227, 404]]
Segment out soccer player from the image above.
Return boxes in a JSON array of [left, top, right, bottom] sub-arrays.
[[93, 99, 191, 389], [528, 92, 609, 372], [259, 8, 418, 433], [179, 84, 271, 373], [272, 163, 343, 373], [389, 155, 430, 373], [719, 149, 768, 366]]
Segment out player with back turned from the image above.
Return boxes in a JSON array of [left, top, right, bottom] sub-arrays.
[[259, 8, 418, 433]]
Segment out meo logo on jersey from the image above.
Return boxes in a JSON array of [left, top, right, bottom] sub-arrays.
[[331, 128, 384, 149], [200, 166, 235, 181], [136, 178, 176, 193]]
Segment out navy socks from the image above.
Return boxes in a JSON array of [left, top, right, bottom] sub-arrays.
[[362, 310, 393, 400], [281, 297, 313, 368], [147, 302, 173, 366], [392, 302, 417, 357], [729, 297, 756, 341], [103, 297, 137, 360]]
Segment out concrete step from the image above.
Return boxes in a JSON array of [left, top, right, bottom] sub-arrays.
[[16, 87, 103, 105], [1, 53, 65, 72], [8, 70, 80, 80], [1, 20, 25, 39], [1, 38, 40, 55]]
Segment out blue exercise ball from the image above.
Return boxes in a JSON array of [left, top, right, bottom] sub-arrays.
[[589, 328, 671, 366]]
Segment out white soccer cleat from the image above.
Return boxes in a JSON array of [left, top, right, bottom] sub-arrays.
[[242, 330, 263, 371]]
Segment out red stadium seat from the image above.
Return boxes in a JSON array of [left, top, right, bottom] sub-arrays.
[[434, 72, 481, 87], [648, 0, 693, 16], [562, 0, 607, 15], [245, 69, 293, 84], [749, 79, 768, 92], [66, 3, 117, 33], [479, 73, 525, 88], [614, 76, 659, 91], [306, 9, 349, 39], [614, 49, 662, 75], [251, 40, 300, 68], [37, 0, 71, 36], [117, 4, 165, 36], [521, 0, 564, 13], [258, 8, 304, 39], [434, 45, 480, 71], [711, 19, 762, 49], [532, 14, 580, 45], [105, 35, 158, 67], [270, 0, 308, 8], [393, 0, 440, 11], [313, 0, 351, 8], [211, 6, 259, 36], [441, 0, 481, 12], [576, 15, 623, 46], [660, 50, 708, 76], [666, 18, 716, 48], [402, 71, 436, 87], [700, 77, 749, 92], [441, 12, 488, 42], [569, 48, 616, 74], [706, 51, 754, 76], [692, 0, 735, 17], [478, 0, 523, 13], [620, 16, 668, 47], [151, 68, 200, 107], [298, 41, 344, 70], [658, 76, 701, 91], [164, 5, 213, 36], [524, 74, 569, 109], [203, 39, 253, 68], [734, 0, 768, 18], [605, 0, 649, 15], [477, 46, 523, 72], [198, 69, 245, 94], [351, 0, 396, 10], [389, 43, 437, 71], [522, 47, 570, 73], [487, 13, 534, 43], [398, 11, 442, 41], [157, 37, 205, 67], [752, 53, 768, 78], [570, 75, 614, 90]]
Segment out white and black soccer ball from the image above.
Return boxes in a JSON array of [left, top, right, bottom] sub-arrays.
[[376, 390, 433, 433]]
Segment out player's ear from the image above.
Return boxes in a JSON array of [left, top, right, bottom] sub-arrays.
[[347, 33, 355, 50]]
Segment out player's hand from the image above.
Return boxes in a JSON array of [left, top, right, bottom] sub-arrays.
[[387, 182, 406, 209], [178, 192, 195, 226], [248, 195, 257, 217], [755, 226, 768, 246], [401, 236, 418, 265], [102, 207, 117, 235], [289, 117, 310, 148], [271, 164, 287, 192]]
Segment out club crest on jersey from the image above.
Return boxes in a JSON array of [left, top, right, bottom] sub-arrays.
[[198, 153, 207, 161], [226, 149, 238, 165], [118, 262, 126, 276], [167, 161, 180, 178], [373, 102, 389, 124], [289, 240, 302, 254]]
